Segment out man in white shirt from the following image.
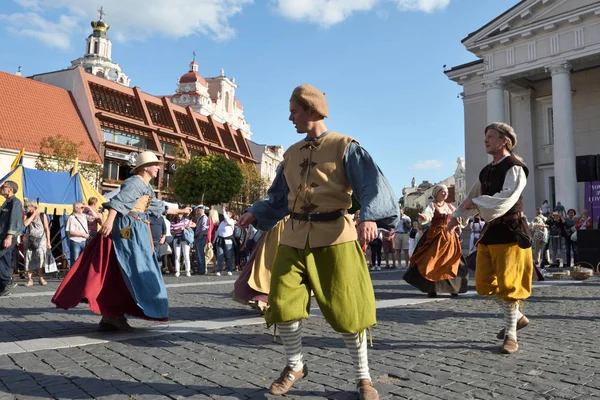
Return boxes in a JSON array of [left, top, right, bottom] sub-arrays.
[[393, 208, 411, 266], [215, 205, 235, 276], [66, 202, 90, 268], [448, 122, 533, 355]]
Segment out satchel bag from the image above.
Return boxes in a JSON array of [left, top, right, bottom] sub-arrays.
[[45, 252, 58, 274], [183, 228, 195, 245]]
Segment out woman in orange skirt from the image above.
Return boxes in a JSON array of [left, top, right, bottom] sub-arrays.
[[403, 184, 468, 297]]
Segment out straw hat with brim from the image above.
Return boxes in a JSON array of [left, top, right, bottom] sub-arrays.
[[131, 151, 164, 172]]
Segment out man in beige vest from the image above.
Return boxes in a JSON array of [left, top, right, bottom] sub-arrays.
[[239, 84, 398, 400]]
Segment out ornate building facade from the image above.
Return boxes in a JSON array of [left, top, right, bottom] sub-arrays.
[[70, 7, 130, 87], [446, 0, 600, 216], [247, 141, 284, 183], [170, 60, 253, 139], [26, 13, 254, 198]]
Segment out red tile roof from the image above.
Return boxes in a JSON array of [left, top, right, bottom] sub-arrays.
[[0, 71, 100, 162]]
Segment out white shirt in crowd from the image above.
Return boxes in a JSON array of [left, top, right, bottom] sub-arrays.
[[66, 213, 89, 243], [164, 217, 172, 237], [217, 213, 235, 238]]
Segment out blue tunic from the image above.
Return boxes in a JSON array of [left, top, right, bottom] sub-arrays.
[[249, 132, 399, 231], [103, 176, 169, 320]]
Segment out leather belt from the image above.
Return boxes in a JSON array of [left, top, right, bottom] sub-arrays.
[[290, 210, 346, 222], [488, 211, 525, 226]]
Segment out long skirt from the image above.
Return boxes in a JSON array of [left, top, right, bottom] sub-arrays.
[[52, 212, 168, 321], [232, 234, 269, 309], [232, 221, 284, 309], [404, 226, 468, 294]]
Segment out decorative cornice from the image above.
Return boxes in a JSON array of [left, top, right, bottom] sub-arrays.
[[466, 4, 600, 54]]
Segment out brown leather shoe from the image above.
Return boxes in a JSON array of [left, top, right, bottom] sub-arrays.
[[97, 317, 119, 332], [269, 365, 308, 395], [97, 316, 135, 332], [501, 336, 519, 354], [496, 315, 529, 339], [358, 379, 379, 400]]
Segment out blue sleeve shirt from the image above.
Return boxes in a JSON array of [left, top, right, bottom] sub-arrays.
[[249, 138, 399, 232]]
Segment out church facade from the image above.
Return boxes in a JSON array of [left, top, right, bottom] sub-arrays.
[[446, 0, 600, 217]]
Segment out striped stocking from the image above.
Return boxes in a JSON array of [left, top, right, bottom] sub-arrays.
[[503, 301, 519, 340], [341, 331, 371, 382], [495, 297, 522, 320], [277, 320, 304, 371]]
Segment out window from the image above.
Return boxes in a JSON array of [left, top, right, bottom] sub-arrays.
[[190, 150, 202, 158], [93, 41, 99, 54], [547, 107, 554, 145], [163, 171, 174, 188], [161, 142, 176, 156], [103, 161, 133, 183], [102, 127, 148, 149]]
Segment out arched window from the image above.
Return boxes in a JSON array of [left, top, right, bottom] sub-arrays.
[[93, 41, 99, 54]]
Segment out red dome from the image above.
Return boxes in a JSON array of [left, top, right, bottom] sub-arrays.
[[179, 71, 207, 86]]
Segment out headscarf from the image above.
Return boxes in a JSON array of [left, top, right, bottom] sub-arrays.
[[432, 184, 448, 200]]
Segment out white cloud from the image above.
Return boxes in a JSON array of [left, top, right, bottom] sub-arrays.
[[272, 0, 379, 27], [272, 0, 450, 26], [412, 160, 444, 170], [1, 12, 77, 49], [395, 0, 450, 13], [1, 0, 253, 49]]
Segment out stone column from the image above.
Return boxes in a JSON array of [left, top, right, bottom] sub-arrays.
[[550, 63, 578, 210], [511, 89, 536, 217], [485, 79, 506, 123]]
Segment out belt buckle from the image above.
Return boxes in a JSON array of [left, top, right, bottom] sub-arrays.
[[307, 213, 312, 222]]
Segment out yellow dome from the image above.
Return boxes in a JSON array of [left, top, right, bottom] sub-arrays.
[[91, 20, 109, 32]]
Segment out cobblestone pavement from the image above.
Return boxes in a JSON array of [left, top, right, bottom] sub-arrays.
[[0, 269, 599, 399]]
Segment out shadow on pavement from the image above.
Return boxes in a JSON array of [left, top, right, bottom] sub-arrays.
[[0, 369, 268, 399]]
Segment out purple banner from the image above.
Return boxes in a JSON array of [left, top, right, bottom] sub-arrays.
[[584, 181, 600, 220]]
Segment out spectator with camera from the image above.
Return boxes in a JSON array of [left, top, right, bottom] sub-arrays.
[[564, 208, 577, 267], [546, 210, 567, 266]]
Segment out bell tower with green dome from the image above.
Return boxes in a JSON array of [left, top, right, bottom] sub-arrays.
[[70, 6, 131, 87]]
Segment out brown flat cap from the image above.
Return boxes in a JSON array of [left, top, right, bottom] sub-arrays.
[[485, 122, 517, 148], [290, 84, 328, 118]]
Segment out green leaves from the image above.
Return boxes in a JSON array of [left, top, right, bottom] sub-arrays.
[[172, 155, 243, 205]]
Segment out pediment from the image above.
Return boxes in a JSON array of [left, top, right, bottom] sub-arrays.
[[463, 0, 599, 50]]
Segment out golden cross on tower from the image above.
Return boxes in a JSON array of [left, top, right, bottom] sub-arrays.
[[98, 6, 106, 20]]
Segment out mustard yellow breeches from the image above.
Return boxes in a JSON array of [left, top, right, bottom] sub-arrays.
[[475, 243, 533, 301]]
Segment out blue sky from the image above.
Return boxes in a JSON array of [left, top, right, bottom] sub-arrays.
[[0, 0, 519, 198]]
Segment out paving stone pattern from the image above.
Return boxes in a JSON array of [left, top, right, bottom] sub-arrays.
[[0, 270, 599, 399]]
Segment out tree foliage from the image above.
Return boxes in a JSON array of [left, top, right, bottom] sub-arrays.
[[172, 154, 243, 205], [35, 135, 102, 187], [403, 204, 423, 225], [233, 162, 269, 211]]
